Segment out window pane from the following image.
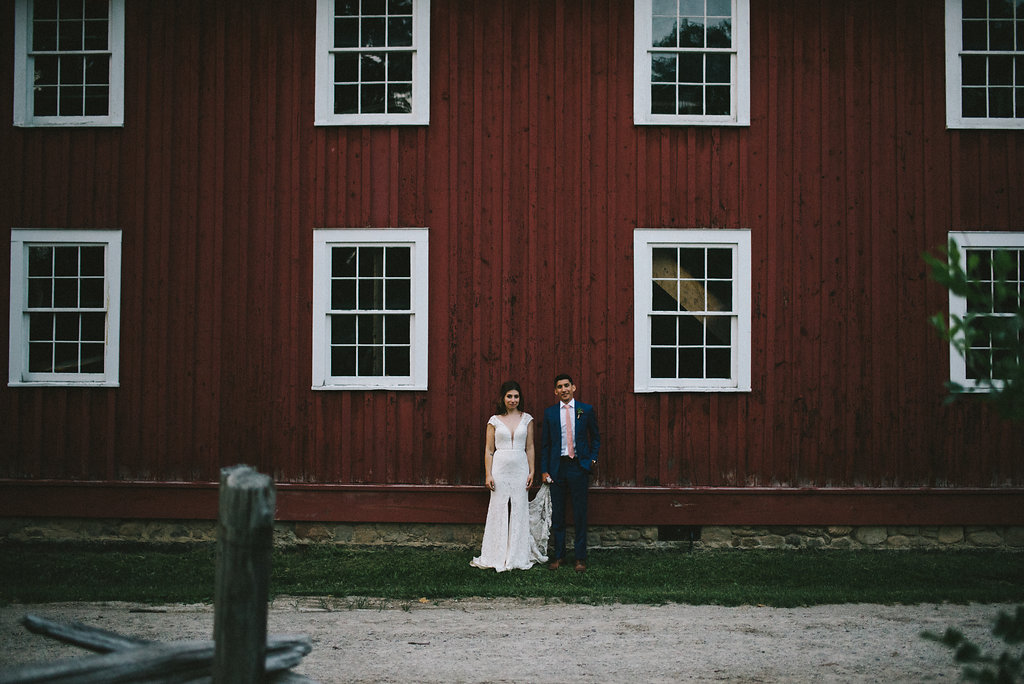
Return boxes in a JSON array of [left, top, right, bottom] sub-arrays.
[[83, 18, 108, 50], [363, 0, 387, 14], [388, 84, 412, 113], [54, 278, 79, 307], [707, 18, 732, 48], [680, 18, 705, 48], [653, 280, 678, 310], [707, 0, 732, 15], [389, 0, 413, 13], [335, 17, 359, 48], [990, 20, 1014, 49], [59, 19, 83, 51], [335, 84, 358, 113], [964, 87, 988, 116], [962, 20, 987, 50], [358, 278, 384, 310], [706, 347, 731, 378], [990, 87, 1013, 116], [706, 86, 730, 115], [707, 279, 733, 311], [385, 314, 410, 344], [385, 279, 410, 309], [679, 85, 703, 114], [388, 17, 412, 47], [81, 312, 106, 341], [651, 347, 676, 378], [80, 343, 104, 372], [28, 279, 52, 308], [706, 248, 733, 278], [29, 247, 53, 276], [336, 0, 360, 16], [679, 53, 703, 83], [29, 343, 54, 372], [35, 0, 59, 21], [361, 52, 386, 82], [33, 19, 58, 51], [652, 85, 676, 113], [990, 55, 1013, 84], [963, 55, 987, 86], [678, 248, 705, 278], [55, 312, 79, 340], [652, 16, 677, 47], [80, 277, 104, 307], [54, 342, 78, 372], [651, 315, 677, 345], [29, 313, 54, 341], [357, 313, 381, 344], [331, 346, 356, 376], [359, 246, 384, 276], [385, 346, 410, 375], [331, 314, 356, 344], [678, 315, 704, 345], [678, 348, 703, 378], [358, 346, 383, 375], [361, 83, 386, 112], [59, 85, 85, 116], [389, 52, 413, 81], [335, 53, 359, 82], [331, 278, 356, 310], [386, 246, 411, 276], [706, 53, 730, 84], [362, 17, 386, 47], [651, 53, 677, 82]]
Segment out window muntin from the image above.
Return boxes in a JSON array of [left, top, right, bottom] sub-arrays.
[[313, 229, 428, 389], [947, 232, 1024, 390], [634, 229, 751, 391], [315, 0, 430, 126], [945, 0, 1024, 129], [9, 229, 122, 386], [634, 0, 750, 126], [13, 0, 126, 127]]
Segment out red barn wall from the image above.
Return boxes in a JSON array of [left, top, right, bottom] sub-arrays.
[[1, 0, 1022, 523]]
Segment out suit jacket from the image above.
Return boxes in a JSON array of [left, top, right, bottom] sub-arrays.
[[541, 400, 600, 479]]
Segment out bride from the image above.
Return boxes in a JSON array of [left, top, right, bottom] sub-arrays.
[[471, 380, 550, 571]]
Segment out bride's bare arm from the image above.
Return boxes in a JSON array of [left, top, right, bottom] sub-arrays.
[[484, 423, 496, 490], [525, 421, 535, 489]]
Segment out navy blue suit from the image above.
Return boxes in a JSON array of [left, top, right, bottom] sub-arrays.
[[541, 400, 600, 561]]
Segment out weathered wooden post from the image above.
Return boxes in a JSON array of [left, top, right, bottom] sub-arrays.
[[213, 465, 276, 683]]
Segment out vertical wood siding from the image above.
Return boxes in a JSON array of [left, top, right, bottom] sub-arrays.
[[2, 0, 1022, 490]]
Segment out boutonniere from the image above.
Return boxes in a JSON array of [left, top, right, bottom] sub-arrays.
[[576, 407, 584, 420]]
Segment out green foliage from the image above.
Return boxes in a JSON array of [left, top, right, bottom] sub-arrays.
[[923, 605, 1024, 683], [925, 240, 1024, 420], [3, 544, 1024, 608]]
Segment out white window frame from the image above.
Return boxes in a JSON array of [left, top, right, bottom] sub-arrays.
[[944, 0, 1024, 129], [312, 228, 429, 390], [946, 231, 1024, 392], [634, 0, 750, 126], [9, 229, 122, 387], [634, 228, 751, 392], [13, 0, 126, 127], [314, 0, 431, 126]]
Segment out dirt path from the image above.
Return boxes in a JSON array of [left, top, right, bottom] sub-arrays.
[[0, 599, 1013, 682]]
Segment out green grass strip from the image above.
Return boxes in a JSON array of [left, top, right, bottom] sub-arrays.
[[2, 544, 1022, 608]]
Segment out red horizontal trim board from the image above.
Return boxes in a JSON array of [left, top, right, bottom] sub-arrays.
[[2, 481, 1023, 527]]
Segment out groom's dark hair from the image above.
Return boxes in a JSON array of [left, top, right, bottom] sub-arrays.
[[554, 373, 574, 386]]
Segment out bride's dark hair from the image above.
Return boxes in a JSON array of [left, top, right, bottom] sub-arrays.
[[496, 380, 525, 415]]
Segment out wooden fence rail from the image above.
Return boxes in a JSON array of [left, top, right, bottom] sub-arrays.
[[0, 466, 315, 683]]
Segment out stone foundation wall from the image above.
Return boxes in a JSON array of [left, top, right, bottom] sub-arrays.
[[2, 517, 1022, 551]]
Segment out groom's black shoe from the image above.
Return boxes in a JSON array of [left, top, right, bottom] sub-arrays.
[[548, 558, 563, 570]]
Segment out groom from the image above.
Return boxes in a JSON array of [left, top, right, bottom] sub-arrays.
[[540, 373, 600, 572]]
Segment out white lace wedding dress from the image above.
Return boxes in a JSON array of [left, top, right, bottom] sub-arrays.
[[471, 413, 550, 572]]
